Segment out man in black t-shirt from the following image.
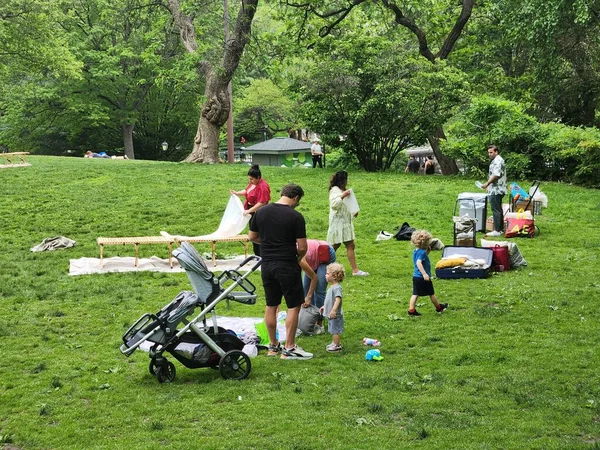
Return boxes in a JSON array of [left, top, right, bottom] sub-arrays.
[[249, 184, 313, 360], [405, 156, 420, 173]]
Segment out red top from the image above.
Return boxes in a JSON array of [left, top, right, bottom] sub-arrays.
[[244, 178, 270, 210]]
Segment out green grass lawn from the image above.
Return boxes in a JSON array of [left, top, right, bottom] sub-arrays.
[[1, 156, 599, 449]]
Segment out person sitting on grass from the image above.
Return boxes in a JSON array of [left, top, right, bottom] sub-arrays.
[[321, 262, 346, 352], [407, 230, 448, 317]]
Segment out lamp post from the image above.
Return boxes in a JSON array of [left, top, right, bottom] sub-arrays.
[[161, 141, 168, 152]]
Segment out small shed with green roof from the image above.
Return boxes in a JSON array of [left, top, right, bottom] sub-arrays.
[[243, 137, 313, 167]]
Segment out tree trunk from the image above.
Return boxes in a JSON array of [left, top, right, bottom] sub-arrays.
[[185, 75, 230, 163], [166, 0, 258, 163], [122, 123, 135, 159], [427, 127, 459, 175]]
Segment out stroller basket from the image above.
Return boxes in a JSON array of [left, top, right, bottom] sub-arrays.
[[120, 241, 262, 383], [120, 290, 202, 357]]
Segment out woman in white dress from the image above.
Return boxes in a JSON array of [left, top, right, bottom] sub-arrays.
[[326, 171, 369, 276]]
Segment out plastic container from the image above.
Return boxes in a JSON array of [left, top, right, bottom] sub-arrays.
[[457, 192, 488, 232]]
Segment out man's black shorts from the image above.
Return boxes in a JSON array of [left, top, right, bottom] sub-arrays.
[[412, 276, 435, 296], [261, 259, 304, 308]]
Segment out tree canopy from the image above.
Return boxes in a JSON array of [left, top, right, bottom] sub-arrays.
[[0, 0, 599, 184]]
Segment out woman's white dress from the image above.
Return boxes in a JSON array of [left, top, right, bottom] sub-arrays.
[[327, 186, 355, 244]]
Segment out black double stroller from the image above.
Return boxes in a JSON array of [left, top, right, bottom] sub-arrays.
[[120, 242, 261, 383]]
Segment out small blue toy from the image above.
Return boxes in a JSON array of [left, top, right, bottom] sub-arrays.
[[365, 349, 384, 361]]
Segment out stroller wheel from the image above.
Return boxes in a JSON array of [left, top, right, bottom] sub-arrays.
[[533, 225, 541, 237], [219, 350, 251, 380], [156, 361, 176, 383], [149, 359, 158, 375]]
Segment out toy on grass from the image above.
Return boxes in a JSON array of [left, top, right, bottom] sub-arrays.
[[365, 349, 383, 361], [362, 338, 381, 347]]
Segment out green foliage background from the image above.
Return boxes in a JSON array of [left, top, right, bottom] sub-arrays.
[[1, 157, 599, 449]]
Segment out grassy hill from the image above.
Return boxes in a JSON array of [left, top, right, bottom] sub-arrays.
[[1, 156, 599, 449]]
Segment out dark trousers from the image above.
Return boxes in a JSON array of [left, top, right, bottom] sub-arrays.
[[248, 213, 260, 256], [489, 194, 505, 231], [312, 155, 323, 168]]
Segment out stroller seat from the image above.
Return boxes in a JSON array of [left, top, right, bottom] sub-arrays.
[[173, 241, 257, 305]]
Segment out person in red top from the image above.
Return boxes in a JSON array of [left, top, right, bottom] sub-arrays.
[[231, 164, 270, 255], [300, 239, 336, 308], [299, 239, 336, 334]]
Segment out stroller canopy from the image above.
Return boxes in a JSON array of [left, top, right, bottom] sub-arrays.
[[173, 242, 216, 302]]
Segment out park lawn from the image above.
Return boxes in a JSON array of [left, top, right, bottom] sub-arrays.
[[0, 155, 599, 449]]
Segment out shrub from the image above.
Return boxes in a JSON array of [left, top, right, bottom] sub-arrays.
[[445, 95, 600, 186]]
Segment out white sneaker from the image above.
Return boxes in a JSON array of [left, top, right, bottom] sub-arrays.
[[486, 230, 502, 237], [280, 345, 313, 360]]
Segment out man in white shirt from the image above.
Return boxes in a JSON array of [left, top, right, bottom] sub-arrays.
[[311, 138, 324, 168], [481, 145, 507, 236]]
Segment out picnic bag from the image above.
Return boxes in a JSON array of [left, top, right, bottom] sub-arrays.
[[394, 222, 415, 241], [317, 243, 331, 264], [505, 210, 535, 238], [298, 305, 322, 334], [491, 245, 510, 271]]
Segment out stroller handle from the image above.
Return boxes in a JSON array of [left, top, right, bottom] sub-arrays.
[[235, 255, 262, 272]]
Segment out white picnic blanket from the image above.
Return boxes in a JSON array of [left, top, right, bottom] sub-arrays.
[[69, 255, 252, 276]]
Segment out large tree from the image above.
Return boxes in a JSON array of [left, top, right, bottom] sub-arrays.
[[0, 0, 81, 152], [281, 0, 476, 174], [496, 0, 600, 127], [299, 30, 467, 171], [0, 0, 185, 158], [63, 0, 179, 159], [165, 0, 258, 163], [233, 78, 297, 141]]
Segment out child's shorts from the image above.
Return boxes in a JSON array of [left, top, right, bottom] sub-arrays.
[[327, 315, 344, 335], [412, 277, 434, 296]]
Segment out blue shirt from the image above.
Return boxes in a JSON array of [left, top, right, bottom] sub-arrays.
[[412, 248, 431, 278]]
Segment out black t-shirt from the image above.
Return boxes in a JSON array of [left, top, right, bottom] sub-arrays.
[[250, 203, 306, 261], [407, 159, 420, 173]]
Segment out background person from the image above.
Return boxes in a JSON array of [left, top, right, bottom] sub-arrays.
[[311, 137, 324, 168], [480, 144, 507, 237], [231, 164, 270, 255], [405, 155, 420, 173], [327, 170, 368, 276], [248, 184, 313, 361], [424, 156, 436, 175], [84, 151, 110, 158]]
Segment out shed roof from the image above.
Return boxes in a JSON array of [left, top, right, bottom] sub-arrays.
[[244, 137, 312, 154]]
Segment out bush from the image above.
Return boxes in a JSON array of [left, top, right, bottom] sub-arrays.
[[445, 95, 600, 186], [538, 123, 600, 187]]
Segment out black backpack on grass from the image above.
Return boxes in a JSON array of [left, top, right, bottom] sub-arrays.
[[394, 222, 415, 240]]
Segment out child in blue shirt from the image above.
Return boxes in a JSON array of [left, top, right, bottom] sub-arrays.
[[408, 230, 448, 316]]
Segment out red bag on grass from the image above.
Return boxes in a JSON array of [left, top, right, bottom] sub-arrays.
[[491, 245, 510, 271], [505, 210, 535, 238]]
